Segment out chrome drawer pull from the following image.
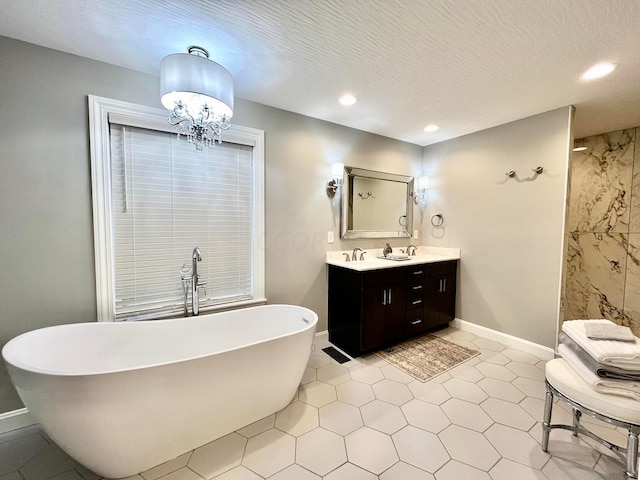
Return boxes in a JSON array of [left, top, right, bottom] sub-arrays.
[[413, 270, 423, 275], [412, 300, 422, 305], [410, 319, 422, 325], [412, 285, 423, 290]]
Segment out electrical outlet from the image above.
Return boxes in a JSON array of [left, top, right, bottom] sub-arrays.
[[328, 231, 334, 244], [413, 230, 419, 240]]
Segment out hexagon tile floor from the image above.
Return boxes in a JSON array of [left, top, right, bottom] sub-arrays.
[[1, 326, 633, 480]]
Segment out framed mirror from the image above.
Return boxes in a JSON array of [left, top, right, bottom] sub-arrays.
[[341, 166, 414, 239]]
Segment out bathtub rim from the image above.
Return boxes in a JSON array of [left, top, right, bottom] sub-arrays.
[[2, 304, 318, 377]]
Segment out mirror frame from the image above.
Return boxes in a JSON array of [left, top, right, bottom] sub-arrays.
[[341, 166, 414, 239]]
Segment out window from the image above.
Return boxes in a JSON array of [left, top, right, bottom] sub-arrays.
[[89, 96, 265, 321]]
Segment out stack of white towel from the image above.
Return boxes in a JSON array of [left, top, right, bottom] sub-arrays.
[[559, 319, 640, 400]]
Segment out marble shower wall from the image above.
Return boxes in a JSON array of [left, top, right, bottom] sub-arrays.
[[564, 128, 640, 333]]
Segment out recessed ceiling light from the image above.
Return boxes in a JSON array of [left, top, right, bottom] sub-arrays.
[[572, 146, 588, 152], [423, 124, 439, 133], [582, 62, 617, 80], [339, 94, 358, 106]]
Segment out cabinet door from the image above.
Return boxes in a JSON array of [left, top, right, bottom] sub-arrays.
[[439, 272, 456, 324], [361, 287, 388, 351], [424, 273, 457, 328], [361, 284, 405, 351], [385, 283, 406, 344], [424, 275, 442, 329]]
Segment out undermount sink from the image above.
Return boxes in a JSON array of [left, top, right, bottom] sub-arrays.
[[376, 255, 411, 261]]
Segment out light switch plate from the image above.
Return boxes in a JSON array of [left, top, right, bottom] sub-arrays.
[[328, 231, 335, 244], [413, 230, 418, 240]]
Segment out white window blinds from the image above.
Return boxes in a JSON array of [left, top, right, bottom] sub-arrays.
[[109, 124, 254, 320]]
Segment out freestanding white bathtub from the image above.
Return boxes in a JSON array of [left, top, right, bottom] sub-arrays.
[[2, 304, 317, 478]]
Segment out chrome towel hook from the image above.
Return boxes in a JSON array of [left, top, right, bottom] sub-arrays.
[[533, 166, 544, 174], [505, 170, 516, 178]]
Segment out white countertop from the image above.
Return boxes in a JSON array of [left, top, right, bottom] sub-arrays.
[[326, 246, 460, 272]]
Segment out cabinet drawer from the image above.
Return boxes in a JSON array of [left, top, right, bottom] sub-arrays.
[[406, 309, 425, 336], [424, 260, 458, 277], [406, 266, 426, 287], [406, 288, 425, 309], [362, 268, 405, 287]]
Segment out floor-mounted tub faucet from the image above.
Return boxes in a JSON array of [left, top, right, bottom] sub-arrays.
[[191, 247, 207, 316]]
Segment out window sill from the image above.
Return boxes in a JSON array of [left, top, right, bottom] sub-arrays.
[[119, 298, 269, 322], [197, 298, 268, 316]]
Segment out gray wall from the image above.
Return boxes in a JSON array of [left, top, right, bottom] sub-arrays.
[[0, 36, 422, 412], [231, 98, 423, 326], [421, 107, 574, 348], [0, 37, 164, 411]]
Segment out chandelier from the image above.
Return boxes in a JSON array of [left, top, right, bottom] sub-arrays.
[[160, 46, 234, 150]]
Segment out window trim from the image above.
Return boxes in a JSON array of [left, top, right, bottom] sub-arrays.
[[88, 95, 265, 322]]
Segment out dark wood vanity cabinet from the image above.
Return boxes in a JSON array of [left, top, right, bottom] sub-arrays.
[[328, 260, 458, 357]]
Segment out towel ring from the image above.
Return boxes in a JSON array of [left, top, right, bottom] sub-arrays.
[[431, 214, 444, 227]]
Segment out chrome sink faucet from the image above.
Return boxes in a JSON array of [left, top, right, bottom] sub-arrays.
[[407, 245, 417, 256], [352, 247, 363, 261], [191, 247, 207, 316]]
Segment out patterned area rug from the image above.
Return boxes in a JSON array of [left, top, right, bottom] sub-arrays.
[[376, 334, 480, 382]]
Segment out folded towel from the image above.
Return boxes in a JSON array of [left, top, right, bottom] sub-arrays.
[[584, 322, 636, 342], [562, 320, 640, 370], [558, 343, 640, 401], [559, 333, 640, 380]]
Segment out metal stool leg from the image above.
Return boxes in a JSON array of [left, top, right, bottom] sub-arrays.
[[626, 430, 639, 479], [572, 408, 582, 436], [542, 388, 554, 451]]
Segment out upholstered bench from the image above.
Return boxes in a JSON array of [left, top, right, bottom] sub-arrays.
[[544, 358, 640, 479]]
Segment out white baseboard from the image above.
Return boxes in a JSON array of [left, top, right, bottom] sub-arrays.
[[0, 408, 36, 434], [451, 318, 555, 361], [318, 324, 554, 360]]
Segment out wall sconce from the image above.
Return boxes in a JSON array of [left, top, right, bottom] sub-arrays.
[[411, 176, 430, 204], [327, 162, 344, 197]]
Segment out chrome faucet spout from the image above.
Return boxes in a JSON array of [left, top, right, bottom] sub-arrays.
[[352, 247, 363, 261], [192, 247, 202, 276]]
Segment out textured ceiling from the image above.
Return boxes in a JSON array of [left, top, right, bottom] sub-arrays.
[[0, 0, 639, 145]]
